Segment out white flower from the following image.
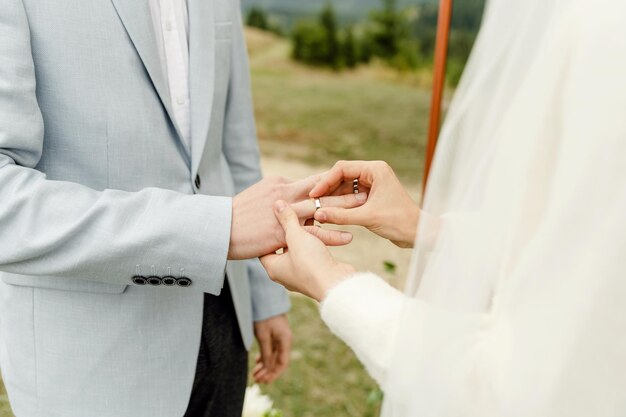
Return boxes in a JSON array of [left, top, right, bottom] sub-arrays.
[[242, 384, 274, 417]]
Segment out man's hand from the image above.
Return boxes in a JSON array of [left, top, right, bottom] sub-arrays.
[[228, 175, 366, 260], [252, 314, 292, 384]]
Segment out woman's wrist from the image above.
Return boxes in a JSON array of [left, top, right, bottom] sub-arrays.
[[391, 206, 420, 248], [312, 263, 357, 302]]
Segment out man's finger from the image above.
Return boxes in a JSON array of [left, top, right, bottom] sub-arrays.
[[330, 181, 371, 197], [304, 226, 352, 246], [314, 206, 367, 226], [274, 337, 291, 378], [253, 368, 269, 384], [292, 192, 367, 220], [320, 192, 367, 210], [256, 331, 274, 371]]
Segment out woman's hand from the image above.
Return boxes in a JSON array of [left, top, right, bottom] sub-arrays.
[[310, 161, 420, 248], [260, 201, 357, 302]]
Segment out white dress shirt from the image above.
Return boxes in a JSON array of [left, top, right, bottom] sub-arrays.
[[149, 0, 192, 151]]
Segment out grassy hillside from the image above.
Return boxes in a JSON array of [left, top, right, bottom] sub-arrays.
[[247, 27, 433, 182], [249, 297, 382, 417]]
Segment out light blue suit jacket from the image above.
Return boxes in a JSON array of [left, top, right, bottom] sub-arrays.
[[0, 0, 289, 415]]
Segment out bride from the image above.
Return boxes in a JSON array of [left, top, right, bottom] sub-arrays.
[[259, 0, 626, 415]]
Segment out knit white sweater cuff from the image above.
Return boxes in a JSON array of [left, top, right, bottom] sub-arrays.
[[320, 272, 405, 388]]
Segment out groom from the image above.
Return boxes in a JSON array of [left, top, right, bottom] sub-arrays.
[[0, 0, 361, 416]]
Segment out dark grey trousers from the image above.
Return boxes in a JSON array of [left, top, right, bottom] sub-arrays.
[[183, 280, 248, 417]]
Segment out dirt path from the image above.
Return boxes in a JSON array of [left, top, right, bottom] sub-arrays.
[[261, 155, 419, 288]]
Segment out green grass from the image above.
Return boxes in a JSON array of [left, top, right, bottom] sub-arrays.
[[247, 28, 431, 182], [249, 296, 381, 417], [0, 384, 11, 417]]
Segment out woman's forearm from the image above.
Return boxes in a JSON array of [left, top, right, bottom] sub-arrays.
[[320, 273, 406, 387]]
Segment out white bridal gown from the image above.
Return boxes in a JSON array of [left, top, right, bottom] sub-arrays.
[[320, 0, 626, 416]]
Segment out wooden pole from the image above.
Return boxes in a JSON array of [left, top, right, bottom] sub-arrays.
[[421, 0, 454, 197]]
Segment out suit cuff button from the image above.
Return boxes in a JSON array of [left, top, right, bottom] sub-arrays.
[[162, 276, 177, 286], [176, 277, 192, 287], [132, 276, 147, 285], [147, 276, 162, 286]]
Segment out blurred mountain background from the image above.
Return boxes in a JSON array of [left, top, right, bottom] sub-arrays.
[[242, 0, 432, 26], [243, 0, 485, 85]]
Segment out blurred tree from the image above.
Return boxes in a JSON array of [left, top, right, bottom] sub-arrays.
[[291, 3, 345, 69], [409, 0, 486, 84], [367, 0, 404, 59], [342, 27, 357, 68], [364, 0, 421, 70], [291, 21, 328, 64], [320, 3, 341, 69], [450, 0, 486, 31], [246, 7, 269, 31], [246, 6, 285, 36], [289, 0, 485, 80]]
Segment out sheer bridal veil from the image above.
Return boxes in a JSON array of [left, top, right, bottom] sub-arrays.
[[383, 0, 626, 415]]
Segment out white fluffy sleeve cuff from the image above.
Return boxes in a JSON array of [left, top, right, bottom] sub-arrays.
[[320, 272, 406, 388]]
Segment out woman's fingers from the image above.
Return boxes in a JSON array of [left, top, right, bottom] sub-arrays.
[[329, 181, 371, 197], [291, 192, 367, 220], [287, 174, 322, 200], [309, 161, 362, 197], [304, 226, 352, 245], [310, 160, 382, 197], [274, 200, 306, 242], [259, 253, 280, 276]]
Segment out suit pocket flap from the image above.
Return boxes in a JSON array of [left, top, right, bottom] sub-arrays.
[[1, 273, 127, 294]]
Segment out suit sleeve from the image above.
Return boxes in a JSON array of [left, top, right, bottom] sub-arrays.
[[0, 0, 231, 295], [221, 3, 290, 320]]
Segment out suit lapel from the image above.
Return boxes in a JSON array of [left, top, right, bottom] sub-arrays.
[[188, 0, 216, 177], [109, 0, 186, 143]]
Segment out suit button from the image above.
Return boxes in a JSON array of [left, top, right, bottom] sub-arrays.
[[194, 174, 201, 189], [132, 276, 147, 285], [147, 276, 162, 286], [162, 276, 177, 286], [176, 277, 192, 287]]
